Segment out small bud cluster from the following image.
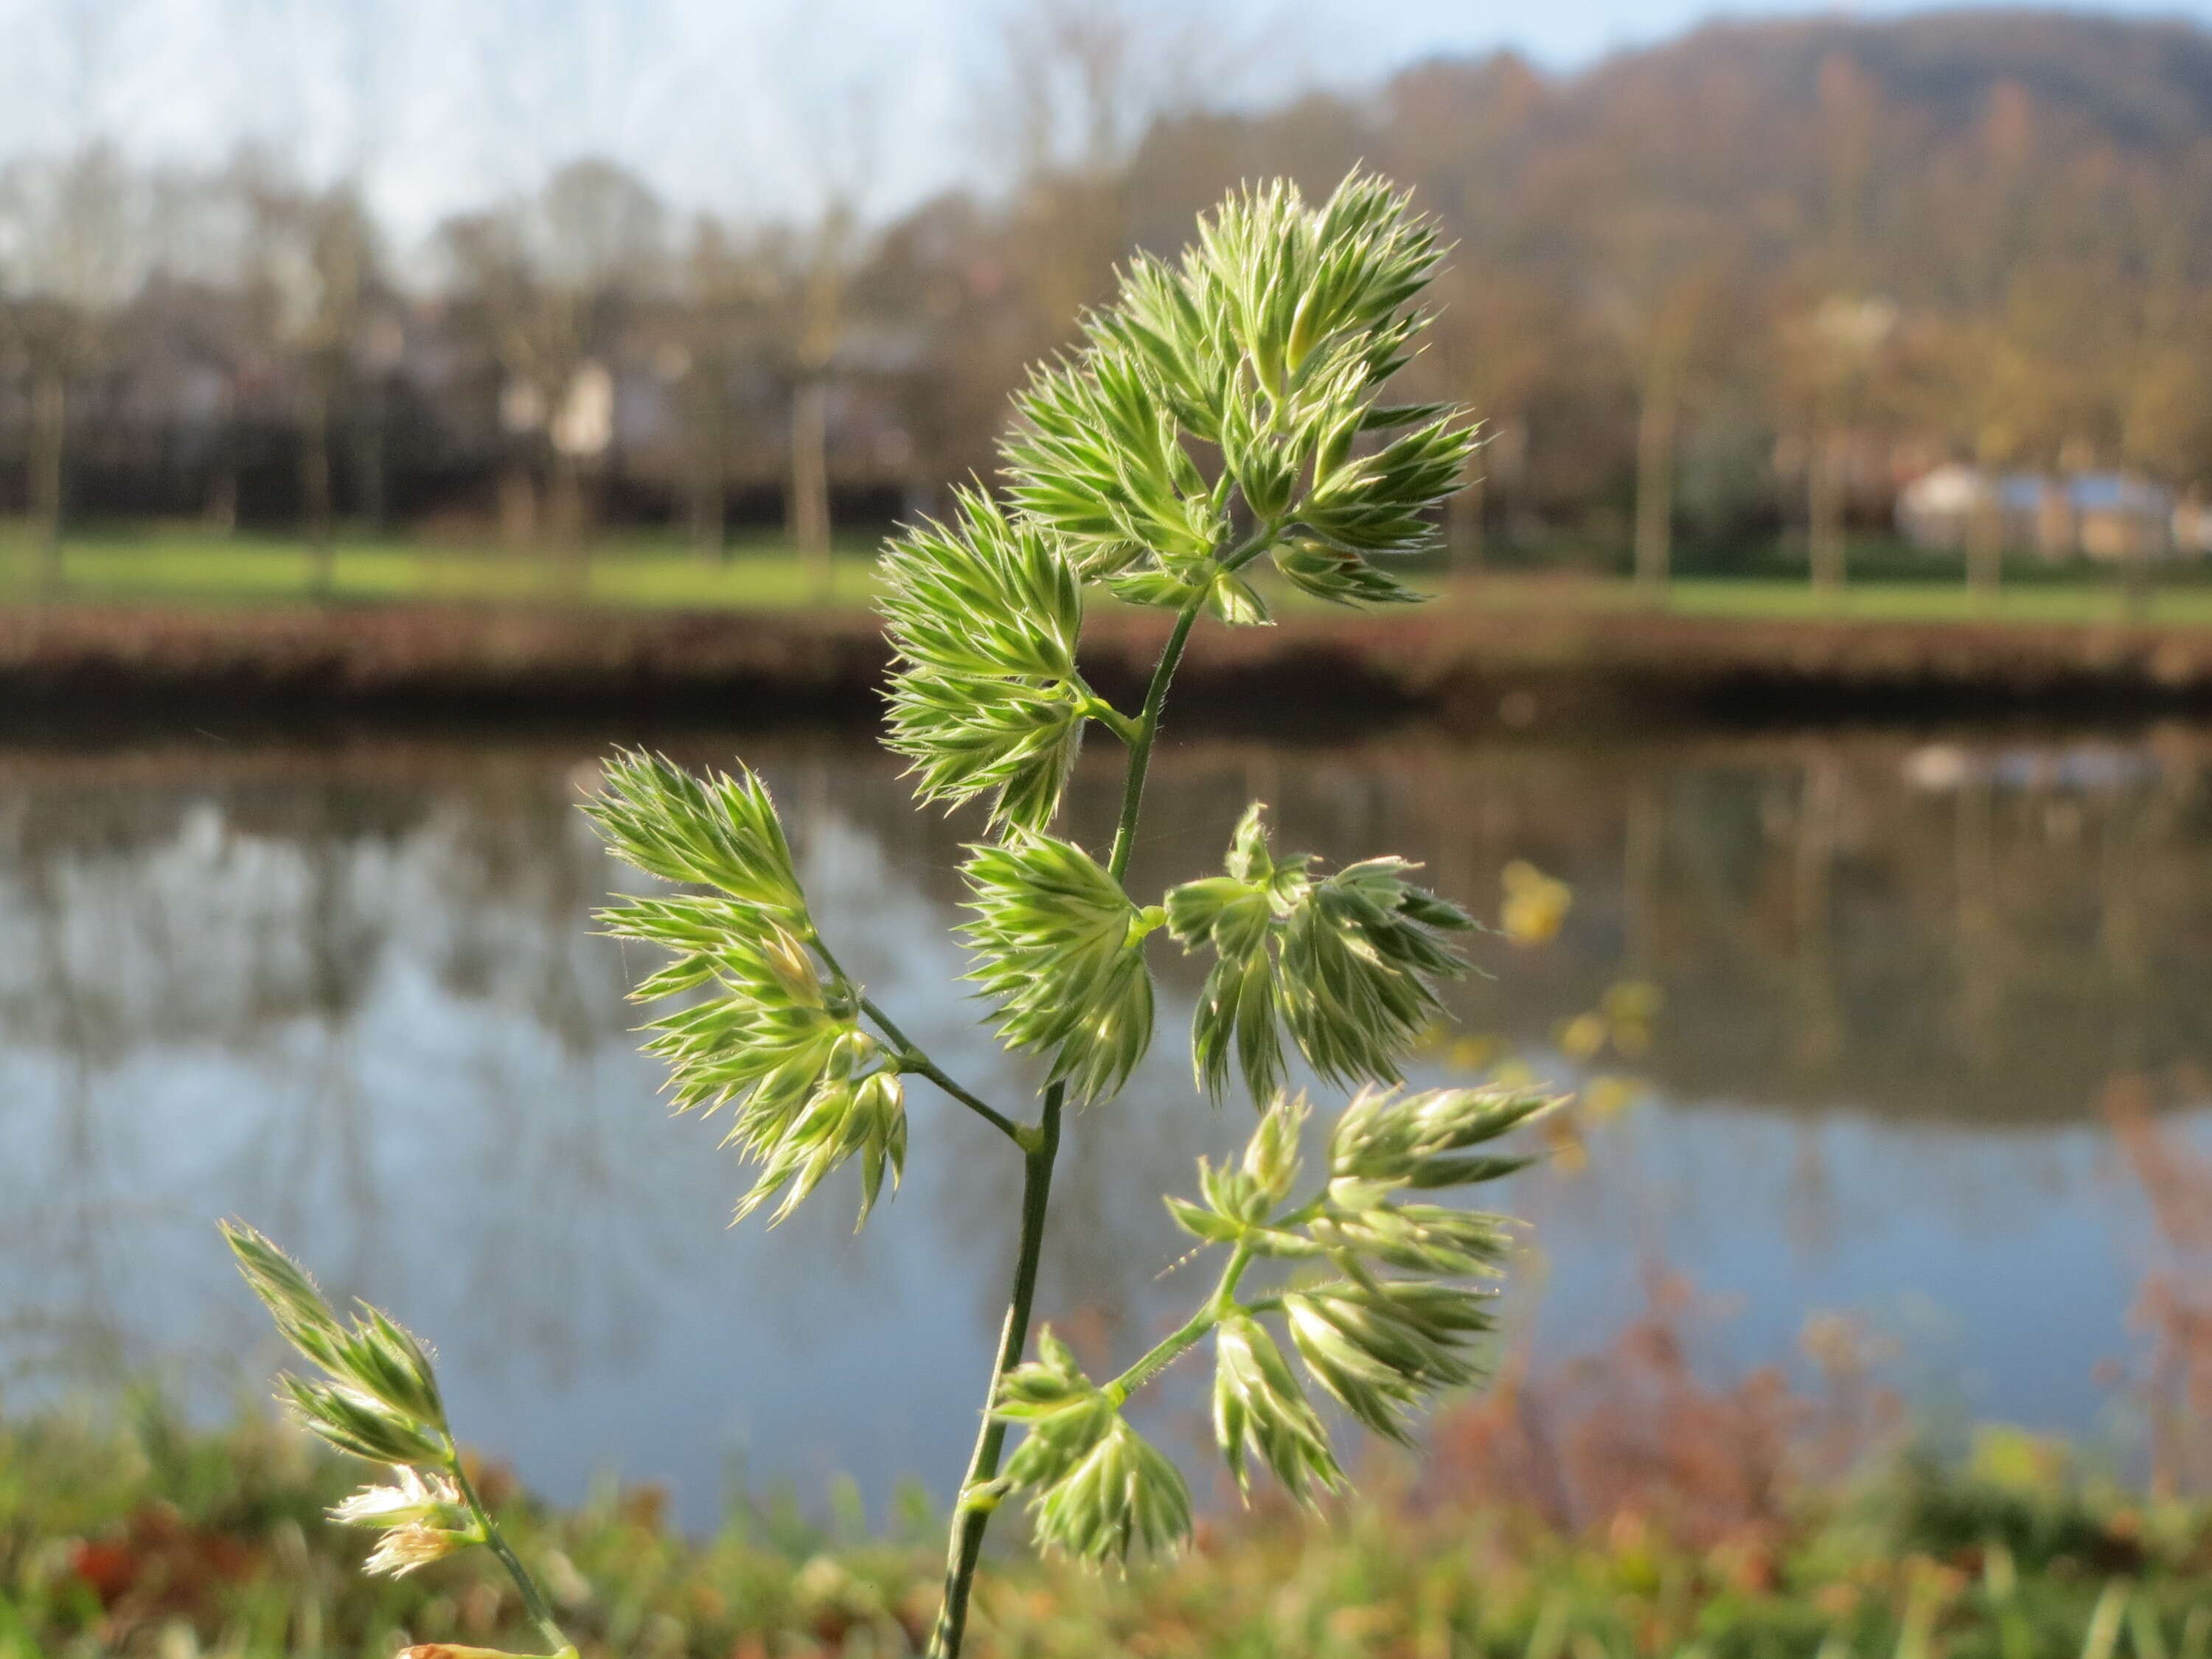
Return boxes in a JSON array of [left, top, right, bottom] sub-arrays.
[[220, 1224, 479, 1576], [1166, 804, 1475, 1102], [588, 751, 906, 1227]]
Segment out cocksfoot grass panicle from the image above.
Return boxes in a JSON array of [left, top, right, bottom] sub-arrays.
[[221, 170, 1557, 1659]]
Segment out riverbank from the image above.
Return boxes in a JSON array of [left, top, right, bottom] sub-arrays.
[[7, 1399, 2205, 1659], [10, 595, 2212, 729]]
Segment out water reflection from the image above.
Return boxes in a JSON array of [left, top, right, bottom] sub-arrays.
[[0, 723, 2205, 1526]]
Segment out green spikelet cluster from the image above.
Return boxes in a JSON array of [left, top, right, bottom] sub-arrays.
[[222, 1224, 575, 1649], [1003, 172, 1475, 622], [994, 1329, 1193, 1563], [221, 1226, 473, 1573], [959, 835, 1158, 1105], [227, 170, 1551, 1659], [589, 750, 906, 1228], [1166, 803, 1476, 1102], [882, 489, 1091, 834]]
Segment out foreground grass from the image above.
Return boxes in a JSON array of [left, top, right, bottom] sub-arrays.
[[5, 530, 2212, 627], [2, 1405, 2206, 1659]]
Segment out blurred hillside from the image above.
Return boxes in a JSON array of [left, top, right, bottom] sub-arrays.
[[5, 7, 2212, 582]]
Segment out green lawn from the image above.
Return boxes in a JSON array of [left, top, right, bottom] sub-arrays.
[[0, 530, 886, 611], [1422, 572, 2212, 627], [1660, 577, 2212, 626], [4, 528, 2211, 627]]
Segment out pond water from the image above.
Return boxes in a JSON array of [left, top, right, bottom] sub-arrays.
[[1, 717, 2207, 1528]]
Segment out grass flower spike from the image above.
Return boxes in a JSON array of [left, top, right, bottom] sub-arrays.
[[223, 170, 1547, 1659], [333, 1468, 476, 1576]]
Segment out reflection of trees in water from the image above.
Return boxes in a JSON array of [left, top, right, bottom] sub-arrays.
[[1105, 728, 2212, 1127], [0, 787, 116, 1385], [414, 786, 652, 1388], [0, 725, 2208, 1422], [0, 759, 664, 1396]]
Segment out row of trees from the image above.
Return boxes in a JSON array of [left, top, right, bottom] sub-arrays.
[[5, 8, 2212, 588], [0, 146, 872, 593]]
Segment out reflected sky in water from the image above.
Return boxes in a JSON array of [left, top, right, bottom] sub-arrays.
[[1, 721, 2206, 1527]]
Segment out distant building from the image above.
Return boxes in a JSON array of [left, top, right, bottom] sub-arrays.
[[1894, 462, 1986, 550], [2170, 494, 2212, 557], [1896, 465, 2189, 560]]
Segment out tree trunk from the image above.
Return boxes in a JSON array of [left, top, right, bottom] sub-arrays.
[[689, 393, 726, 561], [1966, 495, 2002, 605], [790, 378, 832, 599], [1809, 428, 1845, 597], [301, 375, 335, 600], [1632, 369, 1677, 597], [355, 378, 388, 537], [204, 470, 237, 538], [690, 467, 726, 562], [205, 374, 239, 538], [1450, 465, 1486, 574], [2122, 541, 2152, 624], [549, 450, 587, 594], [498, 462, 538, 552], [29, 372, 66, 597]]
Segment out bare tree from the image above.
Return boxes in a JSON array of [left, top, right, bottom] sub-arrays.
[[782, 198, 856, 589], [442, 160, 663, 568], [742, 18, 886, 597], [981, 0, 1238, 343], [658, 216, 774, 560], [1414, 258, 1557, 571], [0, 145, 140, 593], [1776, 293, 1900, 597], [1598, 262, 1726, 597], [244, 171, 380, 595]]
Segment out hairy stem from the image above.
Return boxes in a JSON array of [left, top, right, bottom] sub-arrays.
[[1106, 1242, 1255, 1405], [1072, 676, 1142, 745], [929, 576, 1215, 1656], [1107, 592, 1207, 883], [1102, 515, 1281, 880], [925, 1081, 1062, 1659], [1220, 515, 1286, 577], [806, 932, 1030, 1148], [862, 995, 1032, 1148], [448, 1447, 571, 1655]]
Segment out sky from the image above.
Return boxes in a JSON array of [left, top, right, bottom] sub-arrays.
[[0, 0, 2207, 240]]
